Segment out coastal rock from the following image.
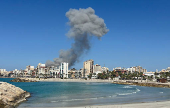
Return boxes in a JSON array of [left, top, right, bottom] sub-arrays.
[[113, 81, 170, 88], [0, 82, 30, 108], [10, 78, 38, 82]]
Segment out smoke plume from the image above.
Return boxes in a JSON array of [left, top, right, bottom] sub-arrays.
[[46, 7, 109, 67]]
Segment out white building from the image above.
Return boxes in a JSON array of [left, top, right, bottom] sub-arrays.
[[26, 66, 34, 75], [127, 67, 136, 73], [0, 69, 8, 77], [49, 66, 61, 78], [143, 71, 155, 76], [0, 69, 7, 74], [113, 67, 122, 70], [12, 69, 21, 77], [61, 62, 68, 78], [166, 67, 170, 72], [30, 66, 34, 70], [127, 66, 147, 73], [102, 67, 109, 73], [92, 71, 103, 79], [93, 64, 102, 73], [37, 63, 46, 74]]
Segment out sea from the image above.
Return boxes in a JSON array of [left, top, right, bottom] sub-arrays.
[[1, 78, 170, 107]]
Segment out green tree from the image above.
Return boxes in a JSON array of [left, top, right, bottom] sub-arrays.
[[110, 71, 116, 79], [97, 73, 103, 79], [118, 72, 123, 79], [88, 73, 92, 79]]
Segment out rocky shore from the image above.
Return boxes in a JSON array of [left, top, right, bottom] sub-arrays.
[[10, 78, 38, 82], [113, 81, 170, 88], [0, 82, 30, 108]]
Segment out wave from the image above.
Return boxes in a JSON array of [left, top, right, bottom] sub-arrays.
[[50, 88, 141, 103], [55, 97, 98, 102], [159, 92, 163, 93], [118, 88, 140, 96], [51, 95, 118, 103], [136, 88, 141, 92], [130, 85, 137, 86], [51, 101, 58, 103], [118, 92, 134, 95], [122, 86, 133, 88]]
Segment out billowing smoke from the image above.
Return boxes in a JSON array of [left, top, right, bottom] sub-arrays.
[[46, 7, 109, 67]]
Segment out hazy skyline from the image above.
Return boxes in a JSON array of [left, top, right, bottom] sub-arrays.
[[0, 0, 170, 71]]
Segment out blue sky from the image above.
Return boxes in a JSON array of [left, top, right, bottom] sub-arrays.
[[0, 0, 170, 71]]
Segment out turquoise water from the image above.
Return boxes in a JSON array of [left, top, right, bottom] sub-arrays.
[[1, 78, 170, 107]]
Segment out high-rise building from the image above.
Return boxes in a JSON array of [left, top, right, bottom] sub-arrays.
[[60, 62, 68, 78], [83, 59, 94, 78]]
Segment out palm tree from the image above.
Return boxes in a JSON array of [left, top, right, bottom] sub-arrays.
[[88, 73, 92, 79], [110, 71, 116, 80]]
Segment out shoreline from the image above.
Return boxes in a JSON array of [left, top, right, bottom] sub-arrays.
[[21, 78, 114, 83], [18, 100, 170, 108], [75, 100, 170, 108], [20, 78, 170, 88]]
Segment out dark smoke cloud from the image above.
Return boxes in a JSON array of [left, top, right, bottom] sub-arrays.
[[46, 7, 109, 67]]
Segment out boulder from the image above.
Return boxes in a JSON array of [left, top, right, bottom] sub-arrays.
[[10, 78, 37, 82], [0, 82, 30, 108]]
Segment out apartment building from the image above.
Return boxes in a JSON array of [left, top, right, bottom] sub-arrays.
[[49, 66, 61, 78], [60, 62, 68, 78], [68, 68, 82, 79], [83, 59, 94, 78], [127, 66, 147, 73], [93, 64, 102, 73], [0, 69, 6, 75], [102, 67, 109, 73], [37, 63, 46, 75]]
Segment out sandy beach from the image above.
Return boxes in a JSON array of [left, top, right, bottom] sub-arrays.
[[67, 101, 170, 108], [21, 78, 147, 83], [18, 101, 170, 108], [23, 78, 170, 85], [75, 101, 170, 108], [23, 78, 114, 83]]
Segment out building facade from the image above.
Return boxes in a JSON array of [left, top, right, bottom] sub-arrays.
[[102, 67, 109, 73], [93, 64, 102, 73], [68, 68, 82, 79], [60, 62, 68, 78], [37, 63, 46, 75], [83, 59, 94, 78], [127, 66, 147, 73], [49, 66, 61, 78]]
